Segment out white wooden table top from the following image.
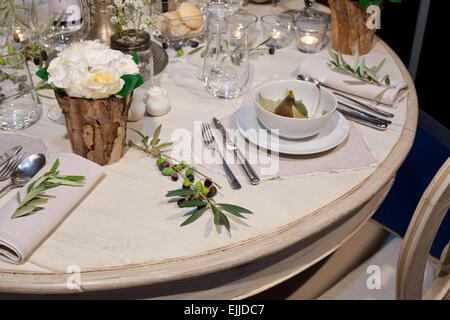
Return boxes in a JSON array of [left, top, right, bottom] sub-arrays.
[[0, 2, 418, 294]]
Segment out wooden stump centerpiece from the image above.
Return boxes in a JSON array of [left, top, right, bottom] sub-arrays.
[[328, 0, 378, 55], [55, 92, 133, 166]]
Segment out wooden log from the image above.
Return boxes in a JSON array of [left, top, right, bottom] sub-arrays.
[[328, 0, 377, 55], [55, 92, 133, 166]]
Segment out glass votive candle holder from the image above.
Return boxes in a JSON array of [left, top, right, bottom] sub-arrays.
[[294, 17, 328, 54], [261, 14, 293, 49], [225, 10, 259, 47]]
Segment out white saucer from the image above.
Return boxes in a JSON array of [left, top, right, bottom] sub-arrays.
[[236, 104, 350, 155]]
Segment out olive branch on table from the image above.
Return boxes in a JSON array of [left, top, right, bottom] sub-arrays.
[[128, 125, 253, 234]]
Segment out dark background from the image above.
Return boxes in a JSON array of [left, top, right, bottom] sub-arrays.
[[377, 0, 447, 128]]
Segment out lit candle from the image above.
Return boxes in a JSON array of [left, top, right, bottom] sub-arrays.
[[300, 35, 318, 45], [269, 29, 285, 40], [232, 29, 242, 40]]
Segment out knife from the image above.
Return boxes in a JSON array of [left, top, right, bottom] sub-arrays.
[[0, 145, 22, 167], [337, 108, 388, 131], [212, 117, 260, 185], [338, 101, 392, 125]]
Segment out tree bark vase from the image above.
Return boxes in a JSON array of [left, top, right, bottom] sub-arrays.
[[55, 92, 133, 166], [329, 0, 377, 55]]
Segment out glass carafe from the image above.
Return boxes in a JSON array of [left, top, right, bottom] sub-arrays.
[[202, 0, 248, 99], [202, 22, 249, 99]]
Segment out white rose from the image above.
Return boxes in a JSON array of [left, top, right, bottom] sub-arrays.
[[46, 40, 139, 99], [79, 66, 125, 99], [112, 54, 139, 75]]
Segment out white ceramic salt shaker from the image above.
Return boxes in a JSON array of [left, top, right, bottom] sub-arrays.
[[145, 86, 170, 117], [128, 88, 146, 122]]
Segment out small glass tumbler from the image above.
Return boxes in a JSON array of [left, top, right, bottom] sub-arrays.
[[261, 14, 293, 49], [0, 54, 42, 130], [224, 10, 258, 47], [294, 17, 328, 54]]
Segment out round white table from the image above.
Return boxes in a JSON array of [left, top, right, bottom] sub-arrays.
[[0, 2, 417, 299]]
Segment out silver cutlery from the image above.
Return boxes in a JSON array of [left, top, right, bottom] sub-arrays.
[[213, 117, 260, 185], [337, 107, 388, 131], [297, 74, 395, 118], [338, 101, 391, 125], [0, 153, 46, 200], [0, 151, 24, 181], [0, 145, 22, 167], [201, 123, 241, 190]]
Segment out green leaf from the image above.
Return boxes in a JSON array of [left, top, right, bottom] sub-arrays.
[[153, 142, 173, 151], [129, 128, 146, 140], [212, 206, 221, 225], [49, 159, 60, 174], [255, 38, 271, 49], [36, 67, 49, 81], [151, 124, 162, 148], [373, 87, 389, 103], [217, 203, 253, 214], [189, 46, 204, 55], [219, 212, 231, 232], [12, 204, 39, 218], [374, 58, 386, 75], [116, 74, 144, 98], [328, 49, 339, 65], [54, 175, 85, 181], [353, 48, 360, 72], [46, 178, 84, 187], [28, 174, 49, 193], [343, 80, 368, 85], [19, 187, 47, 208], [219, 206, 246, 219], [180, 207, 207, 226], [385, 75, 391, 86], [179, 200, 207, 208], [165, 189, 197, 197], [129, 53, 138, 65]]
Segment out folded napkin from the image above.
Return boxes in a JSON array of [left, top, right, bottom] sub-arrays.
[[193, 110, 378, 181], [0, 153, 104, 264], [299, 54, 409, 106]]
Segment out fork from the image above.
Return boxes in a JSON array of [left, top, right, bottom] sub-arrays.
[[0, 151, 24, 181], [201, 123, 241, 190]]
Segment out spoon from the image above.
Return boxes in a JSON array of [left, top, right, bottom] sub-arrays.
[[297, 74, 394, 118], [0, 154, 46, 199]]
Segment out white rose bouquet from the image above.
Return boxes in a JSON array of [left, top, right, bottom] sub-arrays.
[[36, 41, 144, 166], [36, 40, 143, 99]]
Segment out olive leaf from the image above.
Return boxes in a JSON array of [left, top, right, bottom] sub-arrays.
[[327, 49, 394, 102], [180, 207, 207, 226], [12, 159, 85, 219]]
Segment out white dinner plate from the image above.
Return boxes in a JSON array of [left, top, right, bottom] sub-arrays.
[[236, 104, 350, 155]]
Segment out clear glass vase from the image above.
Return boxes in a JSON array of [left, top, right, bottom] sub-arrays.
[[0, 53, 42, 130], [202, 17, 249, 99]]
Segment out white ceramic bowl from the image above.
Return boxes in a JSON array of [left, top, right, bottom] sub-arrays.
[[254, 79, 337, 139]]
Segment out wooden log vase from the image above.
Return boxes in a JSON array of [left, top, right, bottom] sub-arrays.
[[329, 0, 378, 55], [55, 92, 133, 166]]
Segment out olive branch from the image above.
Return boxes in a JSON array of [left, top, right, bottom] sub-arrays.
[[327, 49, 393, 102], [128, 125, 253, 234]]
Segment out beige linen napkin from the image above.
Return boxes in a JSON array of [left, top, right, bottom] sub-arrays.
[[299, 54, 409, 106], [0, 153, 104, 264]]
